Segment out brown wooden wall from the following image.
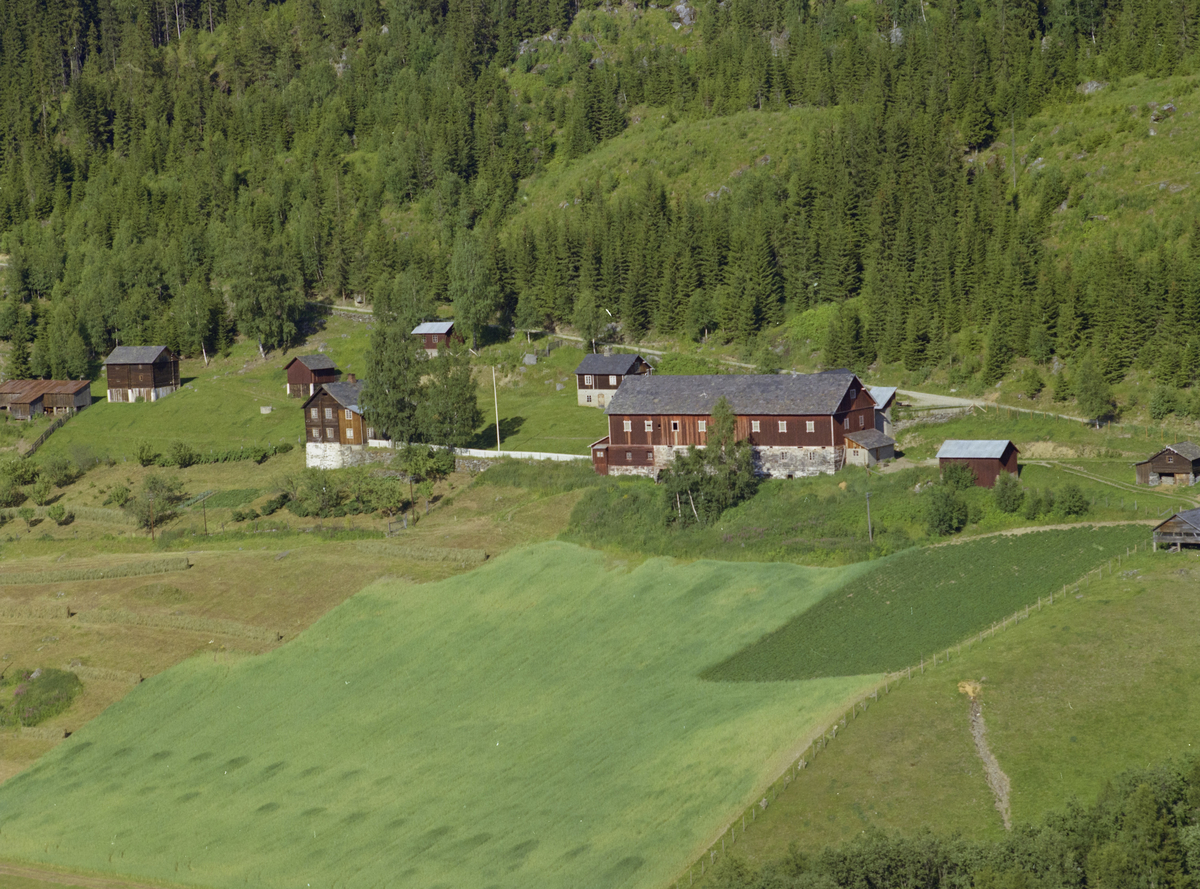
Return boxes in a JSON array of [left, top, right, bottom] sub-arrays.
[[419, 331, 462, 351], [107, 357, 178, 390], [576, 358, 651, 390], [607, 444, 656, 468], [1136, 451, 1200, 484], [939, 449, 1019, 488], [305, 393, 369, 444], [287, 364, 338, 388], [607, 412, 842, 449]]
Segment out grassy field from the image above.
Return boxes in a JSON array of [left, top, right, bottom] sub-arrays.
[[0, 542, 876, 889], [703, 525, 1146, 681], [717, 546, 1200, 870]]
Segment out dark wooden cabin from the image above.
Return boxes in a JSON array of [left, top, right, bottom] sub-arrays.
[[411, 322, 461, 357], [284, 355, 339, 398], [104, 346, 180, 403], [594, 372, 877, 478], [302, 376, 380, 446], [1153, 507, 1200, 550], [0, 380, 91, 418], [573, 353, 653, 408], [936, 439, 1020, 487], [1135, 442, 1200, 486]]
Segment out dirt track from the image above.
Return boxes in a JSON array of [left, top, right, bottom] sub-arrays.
[[0, 862, 172, 889]]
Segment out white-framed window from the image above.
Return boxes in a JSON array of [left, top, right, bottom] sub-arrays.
[[345, 409, 352, 420], [671, 421, 679, 431], [347, 428, 354, 440], [310, 408, 317, 419], [432, 335, 439, 343], [325, 428, 335, 440], [609, 375, 617, 386], [646, 451, 652, 461], [698, 420, 707, 433], [843, 418, 849, 429], [850, 389, 857, 400], [626, 451, 632, 460], [806, 420, 815, 433], [325, 407, 333, 420], [310, 428, 319, 440], [1167, 455, 1174, 463], [644, 420, 653, 432], [859, 415, 865, 428], [586, 395, 593, 403], [584, 375, 593, 385], [778, 421, 787, 433], [595, 450, 603, 456], [751, 420, 760, 433], [623, 420, 632, 432]]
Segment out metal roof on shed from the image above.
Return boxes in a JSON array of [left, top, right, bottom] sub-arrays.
[[574, 354, 648, 376], [105, 346, 172, 364], [936, 439, 1016, 460], [412, 321, 455, 335], [606, 373, 868, 416]]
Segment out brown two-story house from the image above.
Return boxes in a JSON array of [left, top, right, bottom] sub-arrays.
[[573, 353, 653, 408], [104, 346, 180, 403], [302, 377, 379, 447], [591, 372, 885, 478]]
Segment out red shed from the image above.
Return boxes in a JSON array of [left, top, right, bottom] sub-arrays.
[[936, 439, 1020, 488], [284, 355, 339, 398]]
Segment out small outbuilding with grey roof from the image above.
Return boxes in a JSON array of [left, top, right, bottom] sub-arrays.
[[411, 321, 461, 356], [936, 439, 1019, 487], [1134, 442, 1200, 487], [1153, 507, 1200, 551], [573, 353, 653, 408], [867, 386, 898, 437], [844, 428, 896, 467], [104, 346, 180, 403], [284, 354, 339, 398]]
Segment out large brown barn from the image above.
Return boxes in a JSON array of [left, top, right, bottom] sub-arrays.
[[591, 372, 888, 478], [936, 440, 1020, 487], [1134, 442, 1200, 487], [284, 355, 339, 398], [573, 353, 653, 408], [104, 346, 180, 403], [0, 380, 92, 419]]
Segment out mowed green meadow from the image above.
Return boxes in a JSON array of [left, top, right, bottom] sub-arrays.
[[0, 542, 876, 889]]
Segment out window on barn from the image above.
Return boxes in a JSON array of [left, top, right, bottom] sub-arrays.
[[644, 420, 653, 432], [859, 415, 865, 427], [623, 420, 632, 432], [584, 375, 593, 385], [626, 452, 632, 460], [646, 451, 652, 461], [751, 421, 760, 433], [609, 375, 617, 386], [850, 389, 857, 400], [671, 421, 679, 431], [806, 421, 815, 433], [778, 421, 787, 433], [698, 420, 707, 433], [1168, 455, 1174, 463], [843, 418, 849, 429], [586, 395, 593, 403]]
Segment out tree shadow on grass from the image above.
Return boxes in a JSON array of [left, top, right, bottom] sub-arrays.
[[469, 416, 525, 450]]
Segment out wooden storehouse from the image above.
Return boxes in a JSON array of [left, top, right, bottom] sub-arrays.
[[284, 355, 338, 398], [1153, 507, 1200, 551], [0, 380, 92, 419], [844, 428, 896, 467], [592, 372, 880, 478], [868, 386, 898, 437], [411, 322, 461, 357], [104, 346, 180, 403], [574, 353, 653, 408], [936, 439, 1020, 488], [302, 376, 380, 446], [1134, 442, 1200, 487]]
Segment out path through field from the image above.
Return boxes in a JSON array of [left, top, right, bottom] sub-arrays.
[[0, 862, 166, 889], [958, 681, 1011, 830]]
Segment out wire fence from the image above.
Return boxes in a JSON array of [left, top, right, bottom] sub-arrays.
[[673, 542, 1150, 887]]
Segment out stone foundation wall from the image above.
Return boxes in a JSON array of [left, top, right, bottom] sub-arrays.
[[754, 446, 840, 478], [306, 443, 398, 470], [108, 386, 176, 403], [608, 465, 657, 478]]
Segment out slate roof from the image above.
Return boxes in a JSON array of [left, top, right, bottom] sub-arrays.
[[1167, 442, 1200, 462], [936, 439, 1017, 460], [845, 429, 896, 450], [574, 354, 648, 376], [412, 321, 455, 335], [286, 354, 337, 372], [868, 386, 898, 409], [1155, 507, 1200, 532], [320, 380, 365, 412], [605, 373, 868, 416], [105, 346, 172, 364]]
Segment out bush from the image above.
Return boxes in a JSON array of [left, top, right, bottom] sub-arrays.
[[926, 487, 969, 536], [169, 441, 199, 468], [39, 455, 75, 487], [134, 440, 159, 467], [275, 442, 293, 454], [259, 493, 290, 516], [46, 504, 72, 525], [0, 458, 38, 486], [0, 667, 83, 727], [942, 462, 978, 492], [993, 473, 1024, 514], [17, 506, 35, 528], [0, 478, 26, 508], [104, 484, 131, 507], [1058, 482, 1089, 517], [1149, 386, 1179, 421]]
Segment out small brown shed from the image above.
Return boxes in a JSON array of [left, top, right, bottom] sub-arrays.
[[284, 355, 339, 398], [0, 380, 92, 418], [936, 439, 1020, 488], [1134, 442, 1200, 487], [105, 346, 180, 403], [1152, 507, 1200, 551], [411, 321, 462, 357]]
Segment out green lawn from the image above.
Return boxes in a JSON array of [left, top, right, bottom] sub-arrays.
[[721, 546, 1200, 870], [0, 542, 875, 889]]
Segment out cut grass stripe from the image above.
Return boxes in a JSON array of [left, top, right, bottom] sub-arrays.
[[74, 610, 280, 643], [0, 558, 191, 586]]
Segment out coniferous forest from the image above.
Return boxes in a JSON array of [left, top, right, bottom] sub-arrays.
[[2, 0, 1200, 432]]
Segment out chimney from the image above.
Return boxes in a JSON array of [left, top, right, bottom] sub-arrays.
[[346, 373, 357, 384]]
